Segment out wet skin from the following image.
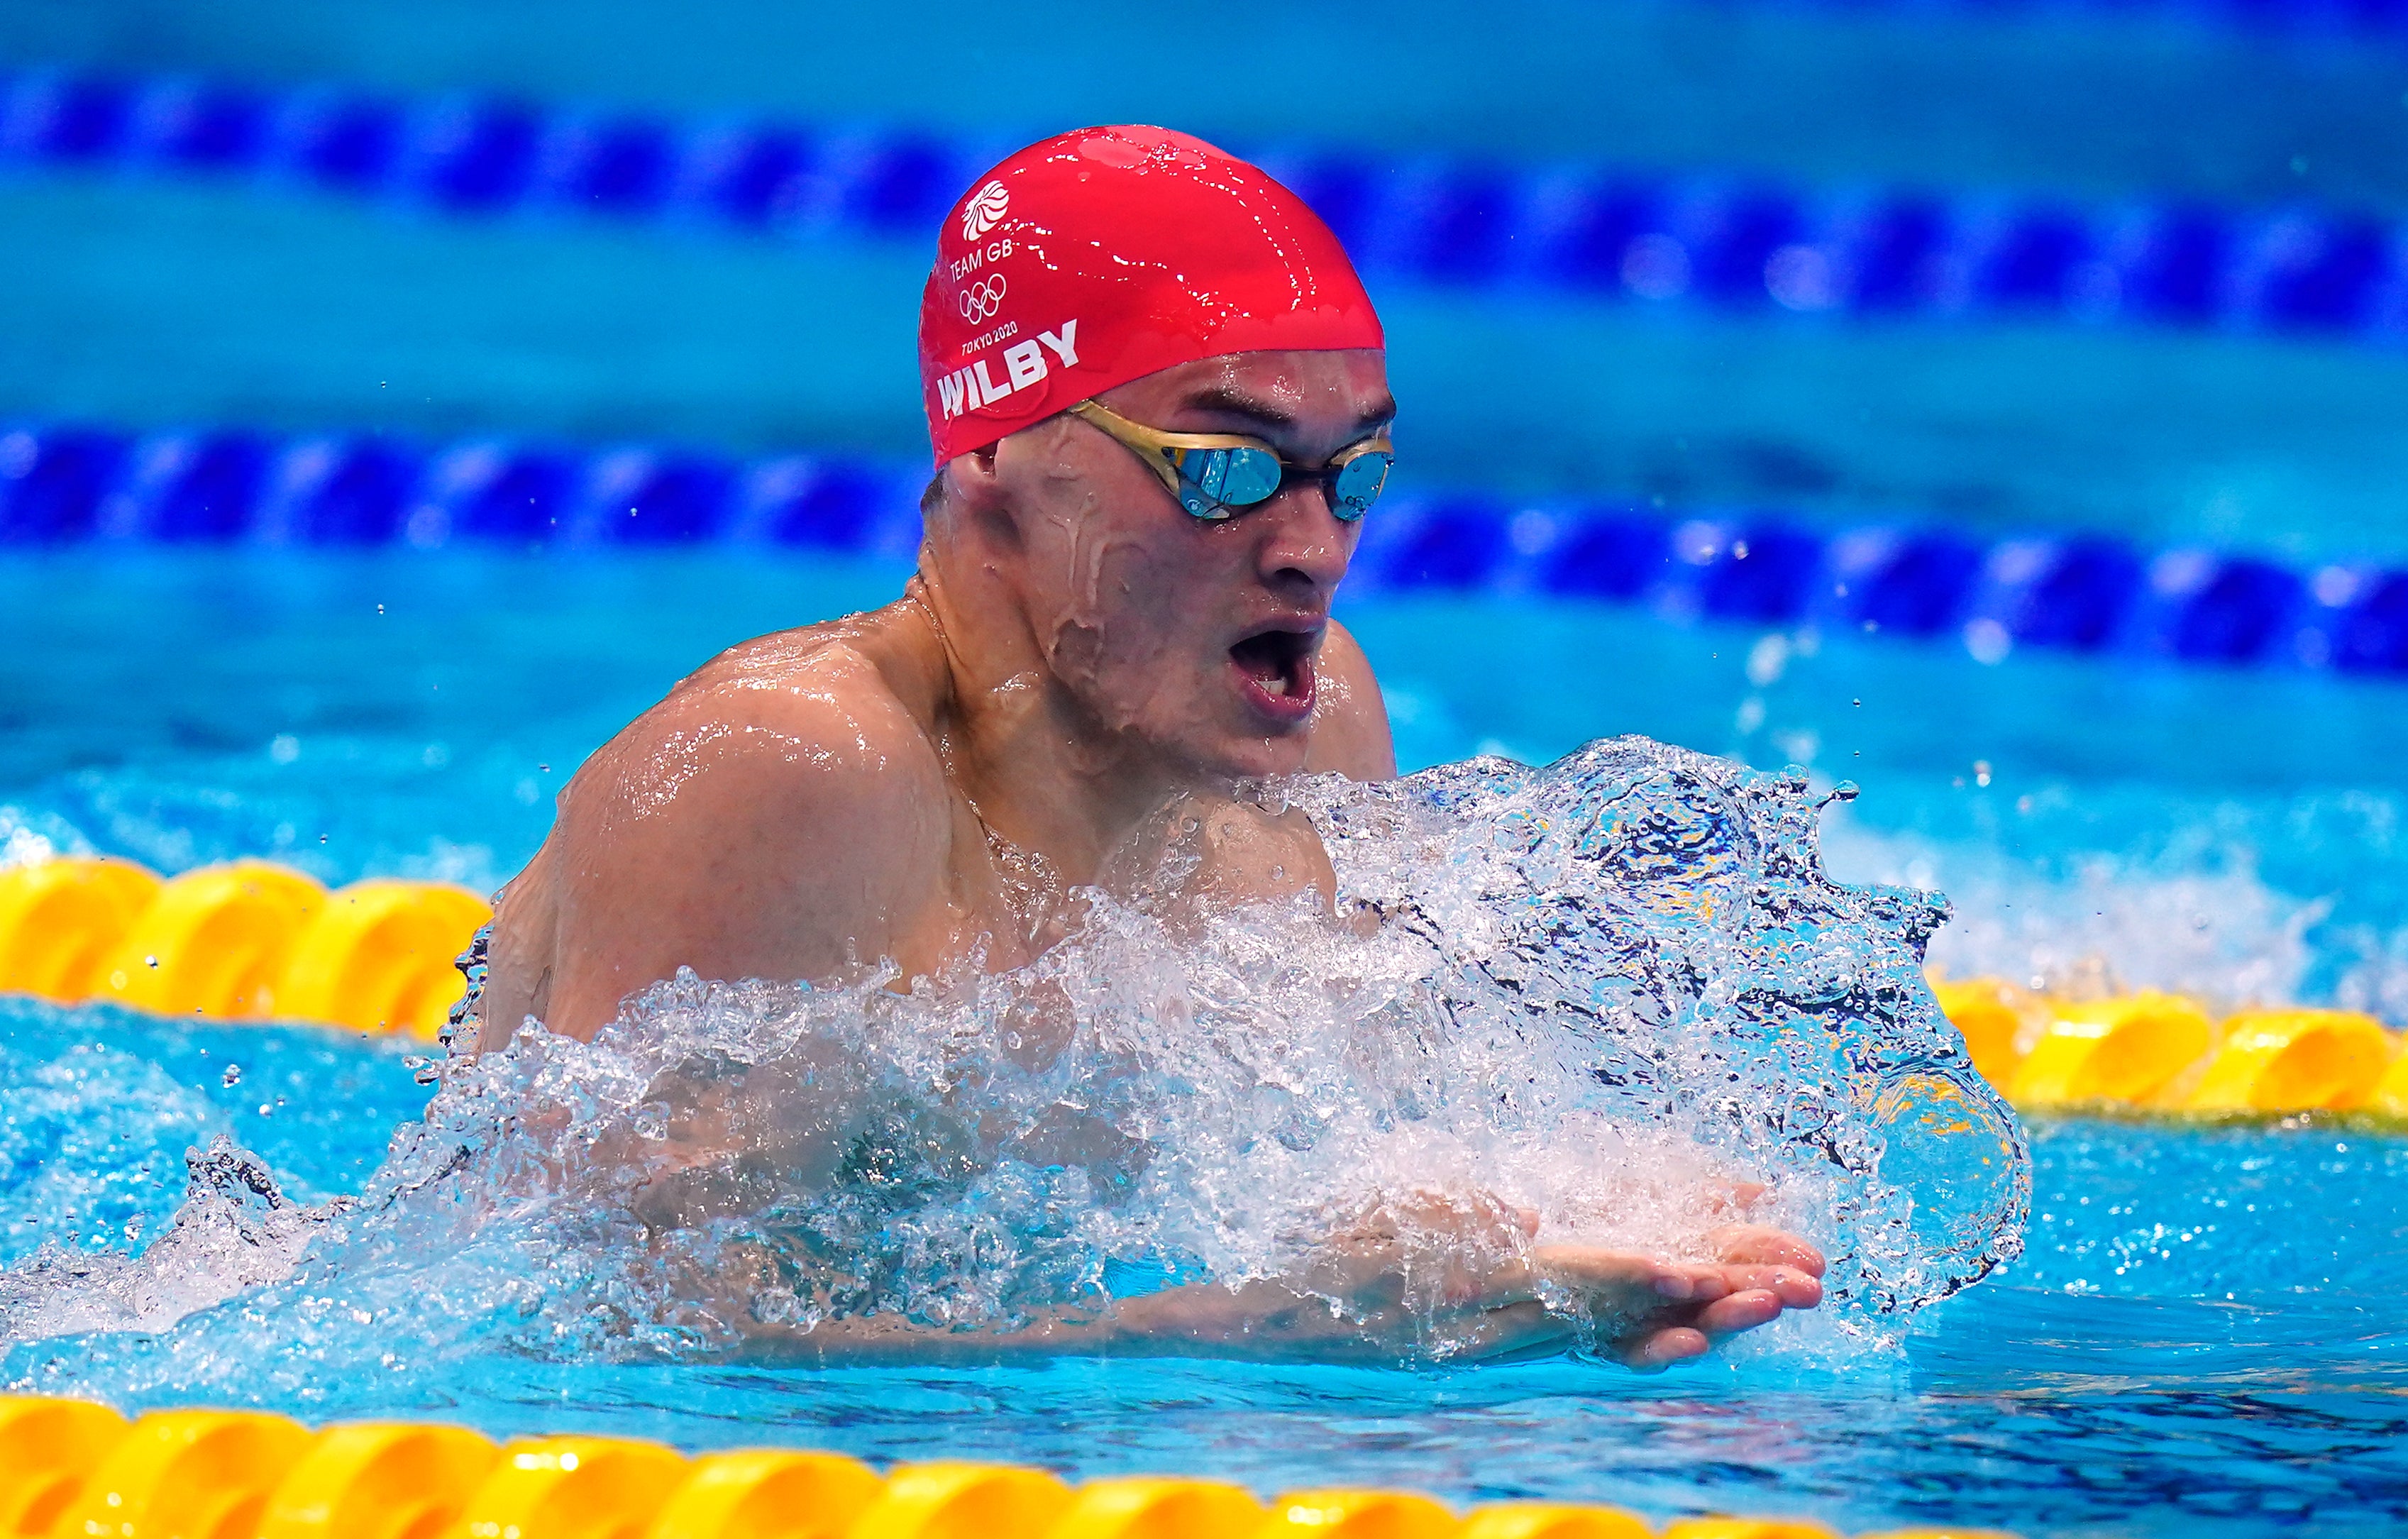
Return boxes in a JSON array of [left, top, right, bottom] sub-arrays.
[[477, 347, 1824, 1367]]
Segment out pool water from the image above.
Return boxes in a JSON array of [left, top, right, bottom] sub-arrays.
[[3, 548, 2404, 1535]]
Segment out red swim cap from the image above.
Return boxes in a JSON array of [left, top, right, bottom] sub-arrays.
[[918, 124, 1384, 466]]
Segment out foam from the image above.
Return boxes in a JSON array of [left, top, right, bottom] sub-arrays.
[[2, 737, 2026, 1381]]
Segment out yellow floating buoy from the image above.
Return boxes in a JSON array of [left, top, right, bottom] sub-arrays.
[[644, 1448, 883, 1539], [1661, 1518, 1843, 1539], [0, 857, 162, 1004], [1929, 976, 2050, 1088], [1458, 1501, 1655, 1539], [2010, 991, 2214, 1109], [851, 1462, 1073, 1539], [2373, 1045, 2408, 1120], [2185, 1008, 2398, 1115], [93, 860, 326, 1020], [276, 880, 490, 1037], [453, 1436, 690, 1539], [0, 1394, 131, 1536], [1257, 1488, 1459, 1538], [256, 1421, 499, 1539], [55, 1408, 313, 1539], [1047, 1477, 1266, 1539]]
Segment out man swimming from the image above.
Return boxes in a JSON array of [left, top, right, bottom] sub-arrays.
[[474, 124, 1824, 1367]]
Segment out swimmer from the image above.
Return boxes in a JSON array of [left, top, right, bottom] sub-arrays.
[[475, 124, 1824, 1368]]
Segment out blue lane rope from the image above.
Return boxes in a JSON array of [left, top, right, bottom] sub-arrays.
[[1, 67, 2404, 348], [3, 418, 2402, 677]]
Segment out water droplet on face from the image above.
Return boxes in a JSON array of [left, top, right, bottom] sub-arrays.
[[220, 1064, 243, 1088]]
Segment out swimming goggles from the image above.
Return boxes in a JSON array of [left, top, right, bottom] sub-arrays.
[[1068, 399, 1393, 522]]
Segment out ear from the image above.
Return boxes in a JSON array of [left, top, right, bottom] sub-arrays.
[[936, 443, 1022, 551], [943, 443, 1005, 509]]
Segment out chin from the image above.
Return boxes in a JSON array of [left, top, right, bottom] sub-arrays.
[[1189, 724, 1313, 782]]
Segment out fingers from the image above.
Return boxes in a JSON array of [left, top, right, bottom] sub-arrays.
[[1616, 1286, 1789, 1371], [1708, 1223, 1827, 1276], [1691, 1287, 1784, 1338], [1706, 1262, 1823, 1310], [1621, 1325, 1710, 1371]]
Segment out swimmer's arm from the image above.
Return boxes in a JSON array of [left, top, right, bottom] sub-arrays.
[[714, 1222, 1825, 1370], [1303, 619, 1396, 780], [482, 675, 951, 1044]]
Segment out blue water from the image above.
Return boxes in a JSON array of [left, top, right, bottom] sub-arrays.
[[2, 549, 2404, 1535]]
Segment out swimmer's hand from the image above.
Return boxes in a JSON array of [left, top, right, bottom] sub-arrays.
[[1099, 1193, 1826, 1370], [1525, 1230, 1828, 1368]]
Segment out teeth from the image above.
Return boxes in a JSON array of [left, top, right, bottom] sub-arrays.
[[1263, 675, 1289, 696]]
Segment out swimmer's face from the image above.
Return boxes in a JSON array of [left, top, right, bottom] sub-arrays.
[[968, 348, 1393, 778]]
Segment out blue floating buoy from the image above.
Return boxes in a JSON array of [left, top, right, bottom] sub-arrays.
[[1693, 189, 1804, 306], [1977, 206, 2093, 311], [553, 115, 676, 215], [1396, 165, 1518, 285], [0, 427, 128, 542], [2170, 559, 2302, 663], [1381, 503, 1507, 590], [2333, 573, 2408, 673], [278, 93, 406, 192], [280, 441, 420, 544], [1699, 523, 1822, 621], [150, 433, 270, 541], [2121, 206, 2230, 324], [1845, 195, 1951, 314], [766, 462, 883, 550], [453, 451, 578, 541], [1542, 511, 1669, 598], [1858, 533, 1984, 636], [689, 126, 814, 227], [611, 456, 734, 543], [2012, 539, 2143, 651], [411, 99, 543, 211], [138, 82, 269, 170], [2257, 216, 2390, 331], [836, 133, 956, 234], [21, 75, 134, 162], [1532, 177, 1665, 292]]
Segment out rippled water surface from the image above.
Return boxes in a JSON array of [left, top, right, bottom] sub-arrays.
[[4, 550, 2406, 1535]]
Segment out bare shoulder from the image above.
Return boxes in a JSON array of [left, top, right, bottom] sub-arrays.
[[482, 606, 955, 1044], [1305, 618, 1396, 780]]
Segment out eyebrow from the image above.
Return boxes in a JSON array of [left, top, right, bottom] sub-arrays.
[[1184, 383, 1398, 438]]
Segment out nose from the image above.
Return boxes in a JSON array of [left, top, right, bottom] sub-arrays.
[[1251, 484, 1356, 596]]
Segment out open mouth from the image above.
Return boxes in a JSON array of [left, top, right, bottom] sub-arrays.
[[1227, 624, 1320, 723]]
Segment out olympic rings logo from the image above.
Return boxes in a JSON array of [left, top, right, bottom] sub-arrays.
[[958, 275, 1008, 322]]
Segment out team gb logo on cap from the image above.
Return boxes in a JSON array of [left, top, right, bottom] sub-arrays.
[[961, 180, 1010, 241]]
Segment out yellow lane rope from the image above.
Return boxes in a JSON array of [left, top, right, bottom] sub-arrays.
[[0, 1394, 2011, 1539], [2, 856, 2403, 1117]]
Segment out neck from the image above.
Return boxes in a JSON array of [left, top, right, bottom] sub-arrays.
[[906, 558, 1200, 888]]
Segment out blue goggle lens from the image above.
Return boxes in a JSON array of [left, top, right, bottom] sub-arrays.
[[1330, 451, 1391, 522], [1171, 446, 1391, 523]]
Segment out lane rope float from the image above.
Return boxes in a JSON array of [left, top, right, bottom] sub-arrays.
[[0, 1393, 2023, 1539], [0, 856, 487, 1039]]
